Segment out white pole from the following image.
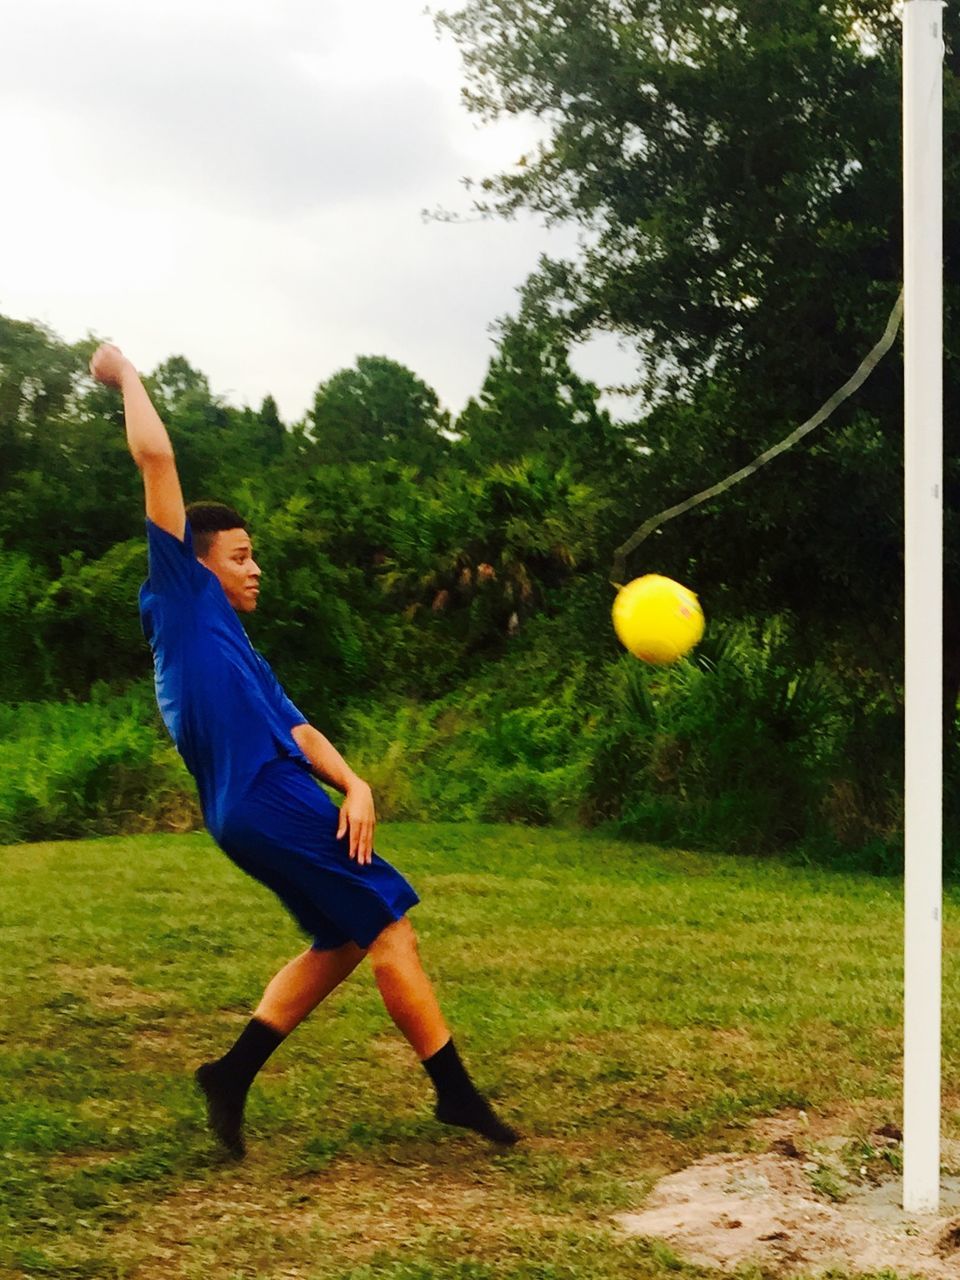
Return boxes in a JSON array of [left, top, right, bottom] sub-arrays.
[[902, 0, 944, 1217]]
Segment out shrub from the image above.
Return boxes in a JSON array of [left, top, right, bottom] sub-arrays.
[[0, 603, 907, 872], [0, 684, 198, 844], [585, 619, 901, 858]]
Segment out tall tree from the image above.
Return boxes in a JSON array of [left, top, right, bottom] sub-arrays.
[[437, 1, 909, 397], [0, 319, 140, 567], [309, 356, 451, 473], [455, 302, 637, 493], [143, 356, 273, 503], [437, 1, 960, 716]]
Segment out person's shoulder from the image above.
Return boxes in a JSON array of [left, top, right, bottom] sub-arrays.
[[144, 517, 213, 599], [145, 515, 192, 553]]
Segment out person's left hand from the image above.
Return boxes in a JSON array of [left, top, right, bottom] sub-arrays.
[[337, 780, 376, 865]]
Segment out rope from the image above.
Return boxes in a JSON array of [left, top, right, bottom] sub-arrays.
[[610, 289, 905, 587]]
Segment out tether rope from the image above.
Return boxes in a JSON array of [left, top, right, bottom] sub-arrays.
[[610, 289, 905, 588]]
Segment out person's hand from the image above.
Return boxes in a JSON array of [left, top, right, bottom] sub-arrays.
[[89, 343, 133, 390], [337, 779, 376, 865]]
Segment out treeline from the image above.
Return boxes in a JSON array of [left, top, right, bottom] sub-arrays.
[[5, 0, 956, 865], [0, 309, 638, 715], [0, 307, 909, 867]]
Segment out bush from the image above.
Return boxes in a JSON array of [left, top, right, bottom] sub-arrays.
[[585, 619, 901, 858], [0, 684, 198, 844], [34, 541, 152, 694], [339, 682, 594, 828], [0, 603, 907, 872], [0, 550, 50, 701], [338, 611, 904, 864]]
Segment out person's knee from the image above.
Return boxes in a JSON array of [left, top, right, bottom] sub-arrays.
[[368, 917, 418, 978]]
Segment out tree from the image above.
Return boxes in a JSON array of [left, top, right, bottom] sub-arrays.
[[454, 301, 637, 494], [258, 394, 286, 456], [137, 357, 288, 504], [309, 357, 451, 473], [150, 355, 211, 411], [0, 315, 80, 464], [0, 318, 142, 569], [36, 540, 151, 694], [437, 0, 960, 722], [437, 1, 909, 395]]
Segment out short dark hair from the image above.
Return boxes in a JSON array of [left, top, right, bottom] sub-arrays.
[[186, 501, 248, 557]]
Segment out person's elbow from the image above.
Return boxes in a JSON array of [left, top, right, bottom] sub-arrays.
[[291, 722, 316, 749], [137, 445, 177, 471]]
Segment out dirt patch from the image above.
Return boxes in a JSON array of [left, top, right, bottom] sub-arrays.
[[53, 963, 173, 1009], [617, 1112, 960, 1278], [47, 1150, 122, 1174], [107, 1153, 574, 1280]]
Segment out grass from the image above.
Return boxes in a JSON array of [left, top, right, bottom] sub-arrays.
[[1, 824, 958, 1279]]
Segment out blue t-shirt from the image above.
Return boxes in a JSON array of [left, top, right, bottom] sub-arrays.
[[139, 519, 310, 839]]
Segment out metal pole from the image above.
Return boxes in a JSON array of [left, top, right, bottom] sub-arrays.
[[902, 0, 944, 1217]]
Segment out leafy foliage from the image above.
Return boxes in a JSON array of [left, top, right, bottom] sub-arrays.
[[454, 306, 636, 491], [0, 686, 197, 844], [436, 0, 908, 389], [433, 0, 960, 711], [309, 356, 452, 473], [0, 62, 923, 873]]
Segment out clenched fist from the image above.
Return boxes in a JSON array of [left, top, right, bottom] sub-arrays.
[[89, 343, 134, 389]]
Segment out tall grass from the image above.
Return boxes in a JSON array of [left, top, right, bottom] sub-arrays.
[[0, 617, 904, 867], [0, 682, 198, 843], [341, 616, 903, 864]]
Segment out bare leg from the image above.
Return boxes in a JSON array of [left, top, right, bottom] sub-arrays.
[[367, 917, 519, 1144], [196, 941, 365, 1155], [367, 917, 450, 1059], [255, 942, 366, 1035]]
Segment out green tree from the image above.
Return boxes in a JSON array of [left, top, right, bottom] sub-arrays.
[[376, 454, 614, 658], [258, 394, 286, 456], [141, 357, 289, 504], [36, 540, 151, 694], [0, 316, 80, 467], [309, 356, 451, 473], [437, 0, 960, 721], [0, 318, 142, 570], [455, 303, 637, 494], [437, 1, 906, 391], [0, 549, 51, 700]]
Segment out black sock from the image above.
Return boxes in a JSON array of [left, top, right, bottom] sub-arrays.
[[209, 1017, 286, 1095], [422, 1038, 479, 1107], [423, 1039, 520, 1145], [195, 1017, 285, 1156]]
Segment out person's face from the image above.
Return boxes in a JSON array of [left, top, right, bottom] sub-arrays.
[[199, 528, 262, 612]]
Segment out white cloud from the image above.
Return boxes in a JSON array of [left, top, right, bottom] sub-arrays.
[[2, 3, 459, 214], [0, 0, 639, 420]]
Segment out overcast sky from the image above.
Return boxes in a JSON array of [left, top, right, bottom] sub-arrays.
[[1, 0, 635, 422]]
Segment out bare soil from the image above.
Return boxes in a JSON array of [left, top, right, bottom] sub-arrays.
[[616, 1113, 960, 1278]]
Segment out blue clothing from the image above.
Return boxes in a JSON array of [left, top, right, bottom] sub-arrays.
[[139, 519, 310, 839], [219, 758, 419, 950], [138, 518, 418, 949]]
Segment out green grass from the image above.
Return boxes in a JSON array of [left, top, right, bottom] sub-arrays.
[[1, 825, 957, 1279]]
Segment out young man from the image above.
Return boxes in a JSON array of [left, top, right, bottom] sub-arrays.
[[90, 342, 519, 1156]]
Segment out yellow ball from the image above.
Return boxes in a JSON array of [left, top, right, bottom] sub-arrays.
[[612, 574, 705, 664]]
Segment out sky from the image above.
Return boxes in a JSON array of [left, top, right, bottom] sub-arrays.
[[1, 0, 635, 423]]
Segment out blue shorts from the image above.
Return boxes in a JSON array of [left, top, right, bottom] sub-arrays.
[[217, 758, 419, 951]]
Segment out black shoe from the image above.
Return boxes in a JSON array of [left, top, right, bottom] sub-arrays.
[[195, 1062, 246, 1157], [436, 1095, 522, 1146]]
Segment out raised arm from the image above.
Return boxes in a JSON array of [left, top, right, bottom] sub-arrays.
[[90, 343, 186, 540]]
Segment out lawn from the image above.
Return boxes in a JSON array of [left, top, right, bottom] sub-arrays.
[[1, 825, 957, 1279]]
